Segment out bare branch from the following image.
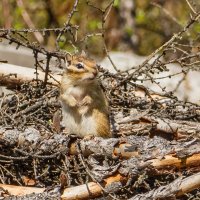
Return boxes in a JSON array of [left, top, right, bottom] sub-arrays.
[[185, 0, 197, 14]]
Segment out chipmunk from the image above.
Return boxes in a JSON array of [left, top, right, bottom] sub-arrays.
[[60, 52, 111, 138]]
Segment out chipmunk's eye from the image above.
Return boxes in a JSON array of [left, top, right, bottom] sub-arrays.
[[76, 63, 84, 69]]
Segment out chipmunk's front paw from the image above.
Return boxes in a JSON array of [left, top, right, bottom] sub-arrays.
[[79, 96, 92, 106], [68, 97, 78, 107], [78, 106, 89, 115], [61, 94, 77, 107]]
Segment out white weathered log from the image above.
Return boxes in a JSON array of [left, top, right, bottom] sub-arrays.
[[129, 172, 200, 199], [61, 182, 102, 200], [0, 183, 44, 196], [0, 63, 61, 86], [177, 172, 200, 196]]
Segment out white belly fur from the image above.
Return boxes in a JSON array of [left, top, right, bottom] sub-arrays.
[[62, 104, 97, 137]]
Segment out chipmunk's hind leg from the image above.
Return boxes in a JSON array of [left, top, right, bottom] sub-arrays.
[[93, 109, 111, 138]]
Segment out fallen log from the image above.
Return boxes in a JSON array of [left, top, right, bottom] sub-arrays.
[[1, 127, 200, 162], [62, 182, 102, 200], [118, 115, 200, 138], [1, 156, 200, 199], [1, 127, 200, 198], [129, 172, 200, 200], [0, 184, 44, 196], [177, 172, 200, 196], [149, 153, 200, 169], [0, 173, 124, 199]]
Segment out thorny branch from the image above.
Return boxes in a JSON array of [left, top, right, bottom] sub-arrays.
[[125, 11, 200, 83], [56, 0, 80, 49]]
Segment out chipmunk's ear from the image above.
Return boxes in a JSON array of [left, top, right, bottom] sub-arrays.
[[65, 53, 72, 65], [80, 50, 86, 57]]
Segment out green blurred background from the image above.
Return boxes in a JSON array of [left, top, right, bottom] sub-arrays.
[[1, 0, 200, 56]]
